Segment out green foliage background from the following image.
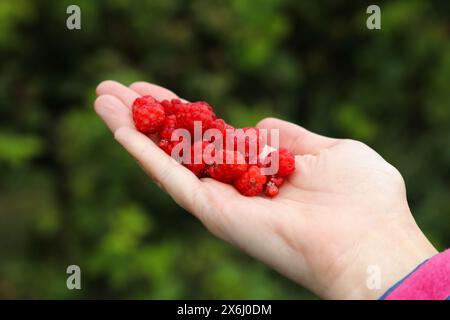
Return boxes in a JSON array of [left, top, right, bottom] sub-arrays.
[[0, 0, 449, 299]]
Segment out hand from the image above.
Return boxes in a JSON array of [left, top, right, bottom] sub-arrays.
[[95, 80, 437, 299]]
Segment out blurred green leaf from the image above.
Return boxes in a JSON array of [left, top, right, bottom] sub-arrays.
[[0, 132, 43, 166]]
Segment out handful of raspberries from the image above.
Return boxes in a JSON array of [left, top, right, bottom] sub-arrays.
[[132, 95, 296, 197]]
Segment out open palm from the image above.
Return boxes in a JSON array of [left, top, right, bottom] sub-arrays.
[[95, 80, 436, 299]]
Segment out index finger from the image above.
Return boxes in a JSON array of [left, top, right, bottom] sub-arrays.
[[129, 81, 188, 102]]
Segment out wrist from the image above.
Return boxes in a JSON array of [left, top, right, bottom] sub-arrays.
[[323, 213, 437, 300], [381, 248, 450, 300]]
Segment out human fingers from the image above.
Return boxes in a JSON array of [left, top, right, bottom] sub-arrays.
[[257, 117, 339, 155], [129, 81, 188, 102], [96, 80, 140, 108], [94, 94, 133, 132]]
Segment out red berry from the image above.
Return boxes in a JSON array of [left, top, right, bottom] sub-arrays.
[[159, 139, 172, 155], [159, 139, 179, 156], [205, 118, 234, 146], [176, 101, 216, 135], [264, 181, 279, 197], [132, 95, 165, 134], [210, 118, 233, 134], [131, 94, 296, 198], [161, 98, 183, 115], [234, 165, 267, 196], [243, 127, 264, 163], [159, 114, 178, 140], [264, 174, 285, 197], [226, 127, 264, 163], [268, 175, 284, 187], [184, 140, 210, 177], [277, 148, 295, 177], [264, 175, 284, 197], [207, 149, 247, 183], [265, 148, 295, 177]]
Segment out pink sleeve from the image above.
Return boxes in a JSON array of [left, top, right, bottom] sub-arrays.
[[383, 249, 450, 300]]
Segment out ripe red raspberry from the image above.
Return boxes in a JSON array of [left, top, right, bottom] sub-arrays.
[[159, 114, 178, 140], [206, 149, 247, 183], [265, 148, 295, 177], [176, 101, 216, 134], [131, 94, 295, 198], [205, 118, 234, 146], [161, 98, 183, 115], [268, 175, 284, 187], [159, 139, 179, 156], [234, 165, 267, 196], [264, 175, 284, 197], [264, 181, 279, 197], [132, 95, 165, 134], [184, 140, 210, 177], [243, 127, 264, 163], [210, 118, 234, 135], [277, 148, 295, 177], [226, 127, 264, 163]]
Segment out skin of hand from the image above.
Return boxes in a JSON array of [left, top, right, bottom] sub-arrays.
[[94, 80, 437, 300]]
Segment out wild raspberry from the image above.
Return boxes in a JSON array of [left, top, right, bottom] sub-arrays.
[[159, 114, 178, 140], [264, 181, 279, 197], [265, 148, 295, 177], [204, 118, 234, 146], [184, 140, 210, 177], [227, 127, 264, 163], [176, 101, 216, 134], [161, 98, 183, 115], [131, 94, 295, 198], [206, 149, 247, 183], [132, 95, 165, 134], [264, 175, 284, 197], [268, 175, 284, 187], [159, 139, 180, 156], [244, 127, 264, 163], [277, 148, 295, 177], [210, 118, 234, 135], [234, 165, 267, 196]]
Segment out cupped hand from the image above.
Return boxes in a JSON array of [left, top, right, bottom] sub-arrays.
[[95, 80, 437, 299]]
